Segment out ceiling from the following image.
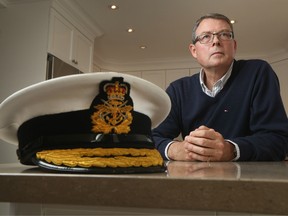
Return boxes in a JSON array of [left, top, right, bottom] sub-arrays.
[[12, 0, 288, 69], [71, 0, 288, 68], [4, 0, 288, 68]]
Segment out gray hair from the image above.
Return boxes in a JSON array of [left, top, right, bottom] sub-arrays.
[[192, 13, 234, 44]]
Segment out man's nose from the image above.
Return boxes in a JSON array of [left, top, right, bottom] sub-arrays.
[[212, 34, 221, 45]]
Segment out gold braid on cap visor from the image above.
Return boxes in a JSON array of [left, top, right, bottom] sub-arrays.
[[36, 148, 163, 168]]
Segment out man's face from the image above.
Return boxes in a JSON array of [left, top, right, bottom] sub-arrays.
[[189, 18, 237, 71]]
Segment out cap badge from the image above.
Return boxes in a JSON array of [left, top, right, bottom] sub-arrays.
[[91, 77, 133, 134]]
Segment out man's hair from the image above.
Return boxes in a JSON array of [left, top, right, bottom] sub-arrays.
[[192, 13, 234, 44]]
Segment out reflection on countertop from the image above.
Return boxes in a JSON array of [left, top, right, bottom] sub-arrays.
[[166, 161, 240, 179], [1, 161, 288, 182], [166, 161, 288, 181]]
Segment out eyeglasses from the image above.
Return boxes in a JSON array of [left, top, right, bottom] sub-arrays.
[[194, 31, 234, 44]]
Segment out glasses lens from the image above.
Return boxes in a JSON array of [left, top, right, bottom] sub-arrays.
[[219, 32, 233, 41], [198, 33, 212, 44]]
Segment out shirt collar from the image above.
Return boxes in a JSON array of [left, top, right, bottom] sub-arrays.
[[199, 61, 234, 97]]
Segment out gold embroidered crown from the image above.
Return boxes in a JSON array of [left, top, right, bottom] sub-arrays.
[[104, 81, 128, 101]]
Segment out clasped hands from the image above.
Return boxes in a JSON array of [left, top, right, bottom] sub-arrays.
[[168, 125, 235, 162]]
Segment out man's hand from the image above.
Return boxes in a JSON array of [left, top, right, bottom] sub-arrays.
[[168, 125, 235, 161]]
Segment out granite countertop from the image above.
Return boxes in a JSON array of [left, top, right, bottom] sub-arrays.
[[1, 161, 288, 215]]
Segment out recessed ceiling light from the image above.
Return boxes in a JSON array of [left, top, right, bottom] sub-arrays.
[[140, 45, 147, 50], [127, 28, 134, 33], [109, 4, 119, 10], [230, 19, 236, 24]]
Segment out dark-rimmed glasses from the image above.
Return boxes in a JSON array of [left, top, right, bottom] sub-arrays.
[[194, 31, 234, 44]]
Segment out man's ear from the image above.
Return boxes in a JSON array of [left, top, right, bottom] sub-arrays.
[[189, 44, 197, 58], [233, 39, 237, 52]]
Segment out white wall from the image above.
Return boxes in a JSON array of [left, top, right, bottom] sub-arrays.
[[270, 59, 288, 112], [0, 0, 50, 163]]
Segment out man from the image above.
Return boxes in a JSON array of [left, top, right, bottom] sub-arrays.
[[152, 13, 288, 161]]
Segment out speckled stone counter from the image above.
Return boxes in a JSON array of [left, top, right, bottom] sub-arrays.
[[1, 161, 288, 215]]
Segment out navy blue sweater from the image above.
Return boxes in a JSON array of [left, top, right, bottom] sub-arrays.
[[152, 59, 288, 161]]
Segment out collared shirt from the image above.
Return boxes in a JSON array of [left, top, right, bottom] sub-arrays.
[[199, 62, 233, 97], [165, 61, 240, 161]]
